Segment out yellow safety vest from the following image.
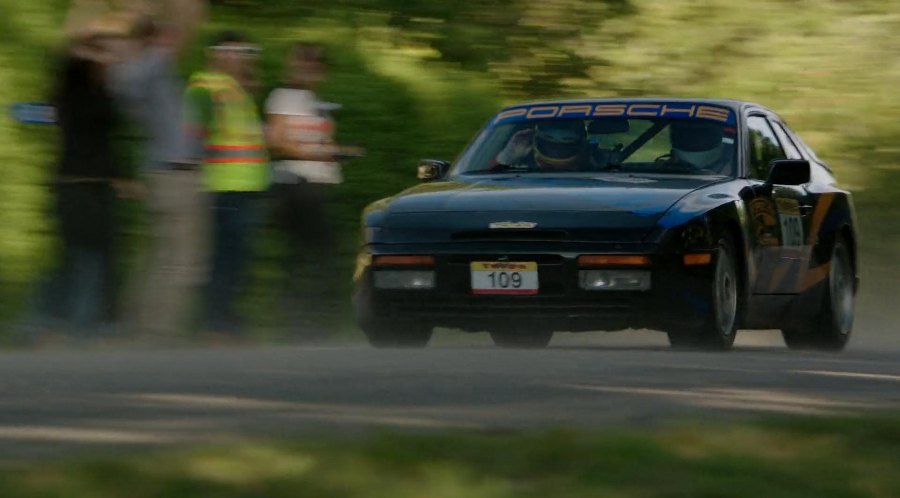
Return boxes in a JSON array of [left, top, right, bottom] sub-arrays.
[[188, 71, 269, 192]]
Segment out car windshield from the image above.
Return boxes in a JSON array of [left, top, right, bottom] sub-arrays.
[[452, 114, 738, 177]]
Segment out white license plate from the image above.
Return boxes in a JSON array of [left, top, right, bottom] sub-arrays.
[[470, 262, 539, 295]]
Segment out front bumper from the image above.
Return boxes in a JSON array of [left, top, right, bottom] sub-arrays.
[[354, 245, 716, 332]]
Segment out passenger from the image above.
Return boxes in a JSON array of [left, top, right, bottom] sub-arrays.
[[669, 120, 730, 173]]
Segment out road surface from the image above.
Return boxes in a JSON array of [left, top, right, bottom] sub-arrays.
[[0, 331, 898, 460]]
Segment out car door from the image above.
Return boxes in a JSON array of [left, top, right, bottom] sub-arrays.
[[746, 114, 813, 294]]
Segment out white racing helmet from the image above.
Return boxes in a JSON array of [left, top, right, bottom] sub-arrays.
[[670, 121, 726, 169]]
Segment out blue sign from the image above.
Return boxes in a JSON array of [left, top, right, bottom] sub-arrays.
[[10, 103, 57, 125]]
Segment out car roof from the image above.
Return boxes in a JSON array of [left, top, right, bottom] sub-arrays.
[[500, 97, 778, 118]]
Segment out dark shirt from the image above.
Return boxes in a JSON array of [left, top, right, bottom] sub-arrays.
[[53, 55, 117, 179]]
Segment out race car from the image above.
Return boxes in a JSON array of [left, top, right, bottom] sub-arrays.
[[353, 98, 858, 350]]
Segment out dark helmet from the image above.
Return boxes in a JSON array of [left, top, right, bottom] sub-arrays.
[[670, 120, 726, 168], [534, 120, 586, 169]]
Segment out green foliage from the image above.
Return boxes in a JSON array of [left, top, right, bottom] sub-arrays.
[[211, 0, 633, 97], [0, 416, 897, 497]]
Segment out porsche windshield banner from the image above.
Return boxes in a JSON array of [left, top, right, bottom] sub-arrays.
[[492, 102, 737, 126]]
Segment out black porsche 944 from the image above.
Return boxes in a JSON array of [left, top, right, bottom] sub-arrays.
[[353, 99, 858, 351]]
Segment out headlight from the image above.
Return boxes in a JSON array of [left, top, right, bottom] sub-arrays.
[[579, 270, 651, 291], [373, 271, 436, 290]]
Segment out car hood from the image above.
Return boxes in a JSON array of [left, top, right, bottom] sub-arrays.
[[375, 174, 725, 242]]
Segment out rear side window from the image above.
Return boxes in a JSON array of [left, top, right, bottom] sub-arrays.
[[780, 122, 822, 164], [770, 121, 802, 160], [747, 116, 786, 180]]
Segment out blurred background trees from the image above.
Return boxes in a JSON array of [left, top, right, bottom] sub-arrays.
[[2, 0, 898, 341]]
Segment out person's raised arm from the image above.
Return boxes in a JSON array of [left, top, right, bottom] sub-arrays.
[[157, 0, 207, 57], [495, 128, 535, 166]]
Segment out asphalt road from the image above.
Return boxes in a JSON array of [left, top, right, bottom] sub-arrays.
[[0, 331, 898, 460]]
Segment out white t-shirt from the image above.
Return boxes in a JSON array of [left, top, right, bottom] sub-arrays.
[[265, 88, 342, 184]]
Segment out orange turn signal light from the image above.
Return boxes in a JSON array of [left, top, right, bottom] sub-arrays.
[[373, 255, 435, 266], [683, 253, 713, 266], [577, 255, 651, 267]]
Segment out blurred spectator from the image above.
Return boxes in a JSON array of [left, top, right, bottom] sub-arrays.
[[185, 31, 270, 336], [108, 1, 207, 337], [265, 43, 345, 330], [42, 5, 132, 334]]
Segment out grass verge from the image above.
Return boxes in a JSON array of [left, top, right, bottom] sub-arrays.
[[1, 416, 897, 498]]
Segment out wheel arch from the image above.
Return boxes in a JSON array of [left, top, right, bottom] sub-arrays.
[[724, 217, 750, 326], [706, 202, 752, 327], [812, 192, 859, 293]]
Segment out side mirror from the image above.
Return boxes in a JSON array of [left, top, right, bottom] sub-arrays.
[[417, 159, 451, 182], [767, 159, 810, 186]]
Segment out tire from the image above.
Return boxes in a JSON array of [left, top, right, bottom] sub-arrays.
[[363, 322, 433, 349], [354, 283, 433, 349], [490, 329, 554, 349], [667, 236, 740, 351], [782, 236, 854, 351], [781, 328, 814, 350]]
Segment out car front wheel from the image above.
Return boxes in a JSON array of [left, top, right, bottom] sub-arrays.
[[667, 237, 740, 351]]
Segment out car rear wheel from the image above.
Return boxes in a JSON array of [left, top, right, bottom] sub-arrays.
[[490, 329, 553, 349], [782, 235, 854, 351], [363, 322, 433, 349], [667, 237, 740, 351]]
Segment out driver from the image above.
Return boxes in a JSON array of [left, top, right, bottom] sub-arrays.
[[669, 120, 728, 172], [495, 120, 588, 171]]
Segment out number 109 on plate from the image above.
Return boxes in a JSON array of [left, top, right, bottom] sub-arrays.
[[470, 261, 539, 295]]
